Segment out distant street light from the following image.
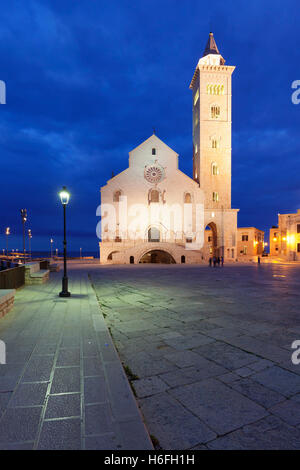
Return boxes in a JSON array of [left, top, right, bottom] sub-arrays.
[[20, 209, 27, 264], [50, 238, 54, 259], [5, 227, 10, 256], [28, 229, 32, 261], [59, 186, 70, 297], [80, 247, 82, 259]]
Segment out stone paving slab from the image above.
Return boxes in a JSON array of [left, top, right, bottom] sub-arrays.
[[0, 269, 152, 450]]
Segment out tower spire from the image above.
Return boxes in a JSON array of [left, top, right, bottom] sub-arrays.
[[203, 32, 220, 57]]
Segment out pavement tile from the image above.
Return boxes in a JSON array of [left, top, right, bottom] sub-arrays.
[[140, 392, 216, 449], [37, 418, 81, 450], [169, 378, 268, 435], [51, 367, 80, 394], [45, 393, 81, 419], [9, 382, 48, 407], [251, 366, 300, 397], [0, 406, 42, 443]]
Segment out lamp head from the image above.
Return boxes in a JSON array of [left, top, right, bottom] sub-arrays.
[[59, 186, 70, 205]]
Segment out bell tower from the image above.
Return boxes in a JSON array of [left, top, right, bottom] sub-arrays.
[[190, 32, 235, 210]]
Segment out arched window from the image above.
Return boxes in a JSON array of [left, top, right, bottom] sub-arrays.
[[113, 190, 122, 202], [211, 105, 220, 119], [149, 189, 159, 203], [213, 191, 219, 202], [184, 193, 192, 203], [212, 139, 219, 149], [212, 163, 219, 175], [148, 227, 160, 242], [152, 148, 156, 155]]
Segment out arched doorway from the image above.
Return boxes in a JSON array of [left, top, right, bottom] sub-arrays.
[[129, 256, 134, 264], [139, 250, 176, 264], [205, 223, 218, 257], [107, 251, 119, 261], [181, 255, 186, 264]]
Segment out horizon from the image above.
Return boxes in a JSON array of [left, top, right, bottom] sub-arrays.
[[1, 0, 299, 252]]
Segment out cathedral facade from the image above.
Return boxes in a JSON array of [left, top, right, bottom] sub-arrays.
[[99, 33, 239, 264]]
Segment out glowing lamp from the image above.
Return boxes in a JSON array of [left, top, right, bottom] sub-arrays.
[[59, 187, 70, 205]]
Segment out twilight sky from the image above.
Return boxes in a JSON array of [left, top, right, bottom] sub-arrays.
[[0, 0, 299, 254]]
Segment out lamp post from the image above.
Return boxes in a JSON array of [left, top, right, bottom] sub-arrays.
[[59, 186, 70, 297], [20, 209, 27, 264], [5, 227, 10, 257], [50, 238, 53, 259], [28, 229, 32, 261]]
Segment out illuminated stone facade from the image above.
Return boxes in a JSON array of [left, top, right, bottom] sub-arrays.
[[99, 33, 239, 264], [237, 227, 265, 259], [269, 210, 300, 261]]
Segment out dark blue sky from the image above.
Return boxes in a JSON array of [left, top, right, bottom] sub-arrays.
[[0, 0, 299, 254]]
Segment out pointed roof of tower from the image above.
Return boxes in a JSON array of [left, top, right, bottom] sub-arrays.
[[203, 32, 220, 56]]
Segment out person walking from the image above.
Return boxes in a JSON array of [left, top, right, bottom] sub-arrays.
[[213, 256, 216, 267], [221, 256, 224, 266], [209, 257, 212, 267], [217, 256, 220, 266]]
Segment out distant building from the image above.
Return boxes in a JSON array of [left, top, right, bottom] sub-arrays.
[[99, 33, 239, 264], [237, 227, 264, 259], [269, 210, 300, 260]]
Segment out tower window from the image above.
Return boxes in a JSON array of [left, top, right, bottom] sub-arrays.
[[194, 143, 198, 154], [207, 84, 224, 95], [152, 148, 156, 155], [212, 163, 219, 175], [194, 112, 199, 127], [212, 138, 219, 149], [213, 192, 219, 202], [242, 235, 248, 241], [211, 105, 220, 119], [193, 88, 199, 106]]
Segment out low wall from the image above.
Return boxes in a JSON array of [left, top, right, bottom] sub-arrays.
[[0, 266, 25, 289]]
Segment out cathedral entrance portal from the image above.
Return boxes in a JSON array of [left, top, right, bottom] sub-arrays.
[[206, 223, 218, 257], [139, 250, 176, 264]]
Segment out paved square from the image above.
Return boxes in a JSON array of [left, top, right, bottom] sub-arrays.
[[90, 263, 300, 450]]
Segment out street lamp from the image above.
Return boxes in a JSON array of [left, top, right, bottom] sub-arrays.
[[5, 227, 10, 256], [59, 186, 70, 297], [28, 229, 32, 261], [20, 209, 27, 264], [50, 238, 54, 259]]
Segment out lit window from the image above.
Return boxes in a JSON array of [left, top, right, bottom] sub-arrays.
[[194, 112, 199, 127], [194, 143, 198, 153], [213, 192, 219, 202], [211, 106, 220, 119], [193, 88, 199, 106], [207, 84, 224, 95], [212, 163, 219, 175], [152, 148, 156, 155]]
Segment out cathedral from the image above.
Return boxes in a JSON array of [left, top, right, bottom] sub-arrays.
[[99, 33, 239, 264]]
